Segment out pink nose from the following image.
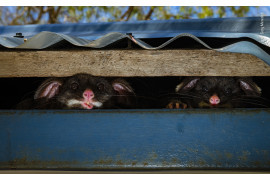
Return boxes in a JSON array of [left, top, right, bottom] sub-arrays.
[[209, 94, 220, 105], [83, 89, 94, 99]]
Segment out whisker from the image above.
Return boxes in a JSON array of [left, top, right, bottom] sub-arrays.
[[158, 93, 202, 99], [231, 99, 269, 108], [237, 95, 270, 102], [231, 97, 269, 104], [159, 91, 200, 96], [109, 94, 158, 101], [161, 97, 197, 101]]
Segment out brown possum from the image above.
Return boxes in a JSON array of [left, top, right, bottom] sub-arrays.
[[16, 73, 135, 109], [166, 76, 267, 109]]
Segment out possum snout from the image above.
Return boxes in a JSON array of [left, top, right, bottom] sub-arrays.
[[83, 89, 94, 100], [209, 94, 220, 105]]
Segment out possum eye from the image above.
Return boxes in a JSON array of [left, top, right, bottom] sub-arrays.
[[225, 88, 232, 96], [202, 86, 208, 92], [97, 82, 105, 91], [70, 82, 79, 90]]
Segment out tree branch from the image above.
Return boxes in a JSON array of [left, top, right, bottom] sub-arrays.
[[10, 7, 27, 25], [144, 7, 154, 20], [125, 6, 134, 21], [55, 6, 62, 18], [30, 6, 44, 24], [47, 6, 55, 24], [120, 6, 134, 21], [53, 6, 62, 23]]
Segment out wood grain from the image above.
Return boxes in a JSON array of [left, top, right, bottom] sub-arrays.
[[0, 49, 270, 77]]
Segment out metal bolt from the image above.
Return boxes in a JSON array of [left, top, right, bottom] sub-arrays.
[[14, 32, 24, 38]]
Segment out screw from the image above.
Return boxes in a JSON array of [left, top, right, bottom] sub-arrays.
[[14, 32, 24, 38]]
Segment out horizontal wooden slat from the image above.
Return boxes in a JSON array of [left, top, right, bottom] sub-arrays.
[[0, 49, 270, 77]]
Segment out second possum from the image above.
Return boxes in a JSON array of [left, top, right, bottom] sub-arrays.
[[166, 76, 266, 108]]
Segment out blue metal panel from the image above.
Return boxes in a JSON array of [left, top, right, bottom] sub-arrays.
[[0, 17, 269, 39], [0, 109, 270, 170]]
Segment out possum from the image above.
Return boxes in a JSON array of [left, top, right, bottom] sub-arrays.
[[165, 76, 267, 109], [16, 73, 135, 109]]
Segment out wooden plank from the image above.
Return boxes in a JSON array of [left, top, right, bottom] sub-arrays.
[[0, 49, 270, 77]]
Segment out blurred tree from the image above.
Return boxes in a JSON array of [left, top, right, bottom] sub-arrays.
[[0, 6, 258, 25]]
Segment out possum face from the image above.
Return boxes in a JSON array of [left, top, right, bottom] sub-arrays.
[[175, 77, 262, 108], [194, 77, 242, 107], [34, 74, 134, 109], [57, 74, 114, 109]]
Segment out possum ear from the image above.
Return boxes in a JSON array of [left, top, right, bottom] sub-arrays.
[[112, 78, 135, 108], [112, 78, 134, 95], [176, 77, 200, 92], [238, 77, 261, 96], [34, 78, 63, 99]]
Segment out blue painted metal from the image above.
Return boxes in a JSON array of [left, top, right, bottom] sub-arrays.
[[0, 17, 269, 39], [1, 17, 270, 65], [0, 109, 270, 170]]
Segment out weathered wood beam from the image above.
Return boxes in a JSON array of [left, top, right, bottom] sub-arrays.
[[0, 49, 270, 77]]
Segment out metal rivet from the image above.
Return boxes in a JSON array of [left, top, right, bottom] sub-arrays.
[[14, 32, 24, 38]]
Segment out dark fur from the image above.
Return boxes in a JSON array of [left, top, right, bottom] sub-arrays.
[[165, 76, 267, 108], [17, 73, 135, 109]]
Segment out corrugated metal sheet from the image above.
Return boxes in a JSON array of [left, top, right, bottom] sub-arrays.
[[0, 109, 270, 170], [1, 17, 270, 65]]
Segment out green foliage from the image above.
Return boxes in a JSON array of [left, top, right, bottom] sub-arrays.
[[230, 6, 250, 17], [0, 6, 257, 25], [217, 7, 226, 17], [198, 7, 214, 18]]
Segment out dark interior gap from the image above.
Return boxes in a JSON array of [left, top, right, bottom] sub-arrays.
[[1, 76, 270, 109]]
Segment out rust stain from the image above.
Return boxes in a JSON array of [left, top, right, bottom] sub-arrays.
[[93, 159, 113, 165], [216, 161, 222, 167], [147, 152, 158, 161], [116, 160, 124, 166], [187, 147, 199, 154], [2, 156, 270, 170], [0, 111, 18, 115], [225, 152, 233, 159], [186, 161, 195, 167], [152, 153, 158, 159], [162, 161, 170, 166], [238, 151, 250, 161], [4, 157, 79, 169], [171, 158, 178, 164], [143, 162, 148, 166], [253, 161, 261, 166], [198, 159, 207, 166]]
